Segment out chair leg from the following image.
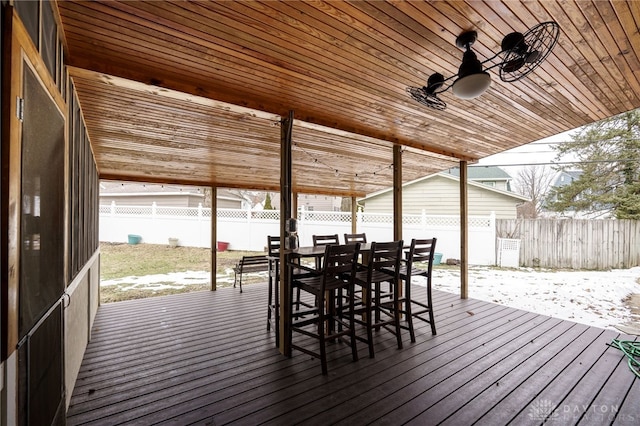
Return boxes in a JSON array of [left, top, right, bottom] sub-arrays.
[[348, 286, 359, 362], [393, 285, 403, 350], [318, 297, 328, 375], [427, 285, 436, 335], [404, 277, 416, 343], [365, 288, 375, 358], [374, 282, 381, 330], [274, 274, 280, 346], [267, 275, 273, 331]]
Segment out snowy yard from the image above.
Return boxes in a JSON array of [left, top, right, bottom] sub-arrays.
[[424, 266, 640, 333], [101, 265, 640, 333]]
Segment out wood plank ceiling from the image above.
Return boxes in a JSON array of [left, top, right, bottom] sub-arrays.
[[56, 1, 640, 197]]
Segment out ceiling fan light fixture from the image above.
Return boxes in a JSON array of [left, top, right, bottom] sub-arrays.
[[452, 72, 491, 99], [452, 48, 491, 99], [407, 21, 559, 109]]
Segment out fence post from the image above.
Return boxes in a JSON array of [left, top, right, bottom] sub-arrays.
[[110, 200, 116, 216], [489, 211, 497, 265], [421, 209, 427, 232], [152, 202, 157, 219], [197, 203, 203, 247]]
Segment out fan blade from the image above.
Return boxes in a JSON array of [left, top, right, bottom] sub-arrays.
[[502, 57, 526, 73], [406, 86, 447, 110], [526, 50, 541, 63], [498, 21, 559, 82]]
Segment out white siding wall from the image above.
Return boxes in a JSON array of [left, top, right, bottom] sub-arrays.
[[298, 194, 341, 211], [362, 175, 521, 219], [100, 194, 206, 207], [474, 180, 509, 191]]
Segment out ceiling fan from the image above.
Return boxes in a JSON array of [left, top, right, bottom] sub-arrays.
[[407, 21, 560, 111]]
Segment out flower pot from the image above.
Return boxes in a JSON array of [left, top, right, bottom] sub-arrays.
[[217, 241, 229, 251], [127, 234, 142, 245]]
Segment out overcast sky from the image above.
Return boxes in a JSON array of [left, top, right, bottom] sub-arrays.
[[477, 129, 578, 168]]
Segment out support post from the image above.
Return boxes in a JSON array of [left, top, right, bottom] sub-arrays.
[[210, 186, 217, 291], [292, 192, 298, 220], [351, 196, 357, 234], [460, 161, 469, 299], [393, 145, 402, 242], [279, 111, 294, 355]]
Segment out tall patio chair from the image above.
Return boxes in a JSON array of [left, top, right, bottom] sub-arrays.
[[267, 236, 282, 345], [351, 240, 404, 358], [396, 238, 438, 341], [289, 243, 361, 375], [344, 232, 367, 244], [267, 235, 315, 346], [312, 234, 340, 268], [313, 234, 340, 246]]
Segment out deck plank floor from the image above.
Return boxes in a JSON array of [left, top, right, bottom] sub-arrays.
[[67, 282, 639, 425]]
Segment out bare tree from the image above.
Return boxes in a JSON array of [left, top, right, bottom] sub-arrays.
[[202, 187, 212, 207], [340, 197, 352, 212], [514, 165, 556, 218]]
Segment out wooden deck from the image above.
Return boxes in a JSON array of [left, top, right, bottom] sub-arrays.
[[67, 283, 639, 425]]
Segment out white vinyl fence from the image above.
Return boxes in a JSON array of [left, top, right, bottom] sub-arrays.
[[99, 203, 497, 265]]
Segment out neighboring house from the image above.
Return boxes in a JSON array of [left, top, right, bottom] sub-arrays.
[[99, 181, 245, 209], [543, 170, 613, 219], [553, 170, 583, 189], [359, 167, 529, 219], [298, 194, 343, 211], [541, 170, 582, 218], [443, 166, 513, 191], [263, 192, 344, 212]]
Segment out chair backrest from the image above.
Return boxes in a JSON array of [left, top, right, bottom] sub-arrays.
[[406, 238, 437, 278], [320, 243, 360, 290], [344, 232, 367, 244], [267, 235, 280, 257], [313, 234, 340, 246], [366, 240, 403, 281]]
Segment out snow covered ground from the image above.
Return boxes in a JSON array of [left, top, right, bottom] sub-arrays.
[[101, 266, 640, 332], [421, 266, 640, 332]]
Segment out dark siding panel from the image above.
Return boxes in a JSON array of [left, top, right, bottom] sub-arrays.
[[68, 84, 99, 282]]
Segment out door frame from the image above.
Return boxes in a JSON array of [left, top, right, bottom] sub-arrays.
[[1, 6, 67, 424]]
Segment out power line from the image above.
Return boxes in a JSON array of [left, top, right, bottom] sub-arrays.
[[476, 158, 640, 168], [524, 137, 640, 145]]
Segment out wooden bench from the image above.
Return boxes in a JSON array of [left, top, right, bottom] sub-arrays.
[[233, 255, 270, 293]]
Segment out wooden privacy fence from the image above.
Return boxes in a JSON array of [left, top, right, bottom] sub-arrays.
[[496, 219, 640, 269]]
